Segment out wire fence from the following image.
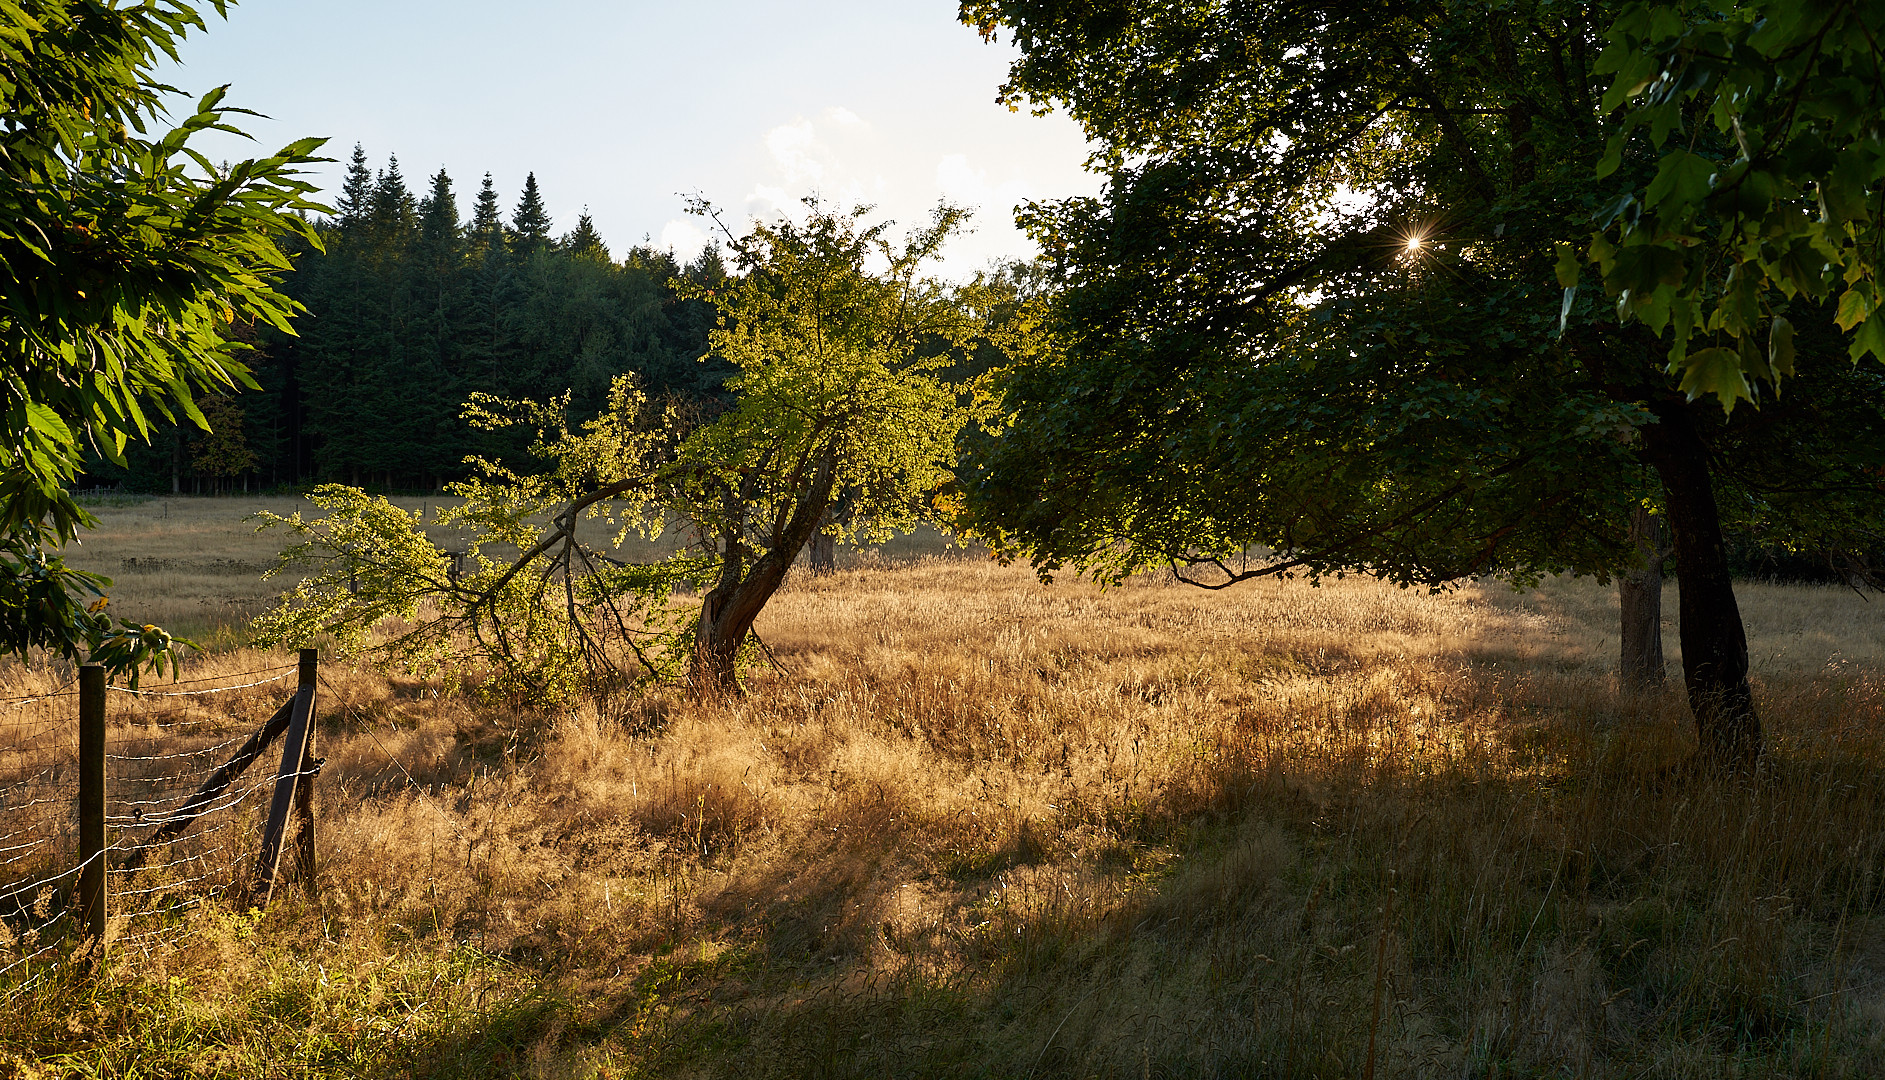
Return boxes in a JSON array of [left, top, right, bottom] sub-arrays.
[[0, 655, 321, 999]]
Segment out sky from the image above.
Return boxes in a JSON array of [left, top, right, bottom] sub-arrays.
[[158, 0, 1102, 279]]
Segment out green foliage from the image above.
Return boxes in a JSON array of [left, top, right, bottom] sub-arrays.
[[956, 0, 1661, 588], [679, 198, 983, 552], [256, 201, 989, 700], [0, 0, 323, 674], [1586, 0, 1885, 405], [221, 151, 727, 495], [190, 394, 259, 478]]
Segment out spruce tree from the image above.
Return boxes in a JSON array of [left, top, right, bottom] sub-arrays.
[[335, 143, 373, 230], [470, 172, 503, 248], [562, 208, 609, 261], [413, 168, 471, 486], [369, 155, 419, 250], [511, 172, 552, 250], [418, 168, 459, 247]]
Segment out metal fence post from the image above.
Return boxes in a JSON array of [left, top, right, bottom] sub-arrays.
[[77, 665, 106, 945]]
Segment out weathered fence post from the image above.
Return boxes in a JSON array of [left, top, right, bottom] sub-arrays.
[[77, 664, 106, 945], [291, 649, 318, 896], [253, 650, 319, 904]]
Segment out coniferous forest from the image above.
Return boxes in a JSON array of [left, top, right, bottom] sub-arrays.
[[83, 146, 731, 494]]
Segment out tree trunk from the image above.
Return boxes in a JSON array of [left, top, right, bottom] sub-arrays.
[[692, 559, 790, 695], [809, 532, 835, 574], [1639, 402, 1760, 766], [1619, 504, 1665, 691], [690, 463, 838, 694]]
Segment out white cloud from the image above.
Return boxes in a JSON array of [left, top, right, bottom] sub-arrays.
[[724, 107, 1094, 280], [765, 118, 824, 183], [658, 219, 709, 260]]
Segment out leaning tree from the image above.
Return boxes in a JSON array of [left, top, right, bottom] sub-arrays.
[[255, 200, 995, 700], [955, 0, 1885, 767]]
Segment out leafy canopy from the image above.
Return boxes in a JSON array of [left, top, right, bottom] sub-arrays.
[[1579, 0, 1885, 408], [956, 0, 1655, 588], [0, 0, 324, 675]]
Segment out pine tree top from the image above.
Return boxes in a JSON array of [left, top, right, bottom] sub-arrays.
[[512, 172, 552, 248], [472, 172, 503, 238], [336, 143, 372, 229], [562, 208, 609, 261], [419, 168, 461, 248]]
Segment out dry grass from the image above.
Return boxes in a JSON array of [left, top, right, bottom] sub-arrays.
[[4, 497, 1885, 1078]]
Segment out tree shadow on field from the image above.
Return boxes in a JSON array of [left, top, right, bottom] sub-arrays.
[[373, 659, 1885, 1079]]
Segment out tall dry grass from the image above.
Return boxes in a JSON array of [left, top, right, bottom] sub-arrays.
[[4, 504, 1884, 1077]]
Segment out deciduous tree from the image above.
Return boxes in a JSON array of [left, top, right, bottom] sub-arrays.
[[0, 0, 323, 673], [956, 0, 1885, 767], [255, 201, 987, 699]]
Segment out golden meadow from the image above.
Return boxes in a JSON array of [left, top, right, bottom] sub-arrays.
[[2, 494, 1882, 1078]]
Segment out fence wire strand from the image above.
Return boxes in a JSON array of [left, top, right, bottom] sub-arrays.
[[3, 660, 316, 1000]]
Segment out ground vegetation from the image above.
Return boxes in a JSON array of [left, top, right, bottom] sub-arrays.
[[7, 508, 1885, 1077]]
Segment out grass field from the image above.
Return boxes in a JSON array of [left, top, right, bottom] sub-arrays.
[[5, 495, 1885, 1078]]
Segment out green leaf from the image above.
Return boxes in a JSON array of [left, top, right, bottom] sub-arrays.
[[1558, 286, 1577, 337], [1605, 243, 1686, 297], [1835, 284, 1875, 332], [24, 403, 74, 448], [1822, 150, 1877, 224], [1852, 310, 1885, 365], [1554, 243, 1582, 289], [1739, 334, 1772, 385], [1602, 52, 1660, 111], [1768, 315, 1795, 377], [1596, 140, 1624, 178], [1677, 346, 1754, 411], [1645, 151, 1717, 218], [1746, 3, 1810, 55]]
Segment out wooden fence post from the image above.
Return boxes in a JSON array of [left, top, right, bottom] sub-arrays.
[[77, 665, 106, 945], [291, 649, 318, 896], [253, 650, 319, 904]]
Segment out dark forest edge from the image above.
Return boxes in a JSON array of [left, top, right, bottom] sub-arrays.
[[78, 147, 733, 496]]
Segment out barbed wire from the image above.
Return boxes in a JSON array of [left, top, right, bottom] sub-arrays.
[[0, 936, 63, 984], [109, 668, 296, 698], [0, 659, 313, 996], [0, 783, 81, 810], [107, 732, 250, 764], [107, 772, 281, 828], [113, 859, 230, 900], [0, 683, 78, 710], [0, 848, 102, 907], [0, 834, 63, 861]]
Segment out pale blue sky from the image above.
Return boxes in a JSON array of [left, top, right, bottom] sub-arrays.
[[160, 0, 1099, 277]]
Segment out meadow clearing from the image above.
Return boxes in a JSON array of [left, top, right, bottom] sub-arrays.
[[2, 493, 1883, 1078]]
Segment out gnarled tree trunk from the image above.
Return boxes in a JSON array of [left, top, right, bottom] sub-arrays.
[[1639, 402, 1760, 766], [692, 552, 793, 696], [689, 458, 836, 695], [1619, 504, 1666, 691]]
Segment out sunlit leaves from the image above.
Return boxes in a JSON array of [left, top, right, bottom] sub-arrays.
[[0, 0, 325, 674], [256, 203, 990, 701], [1593, 0, 1885, 407]]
